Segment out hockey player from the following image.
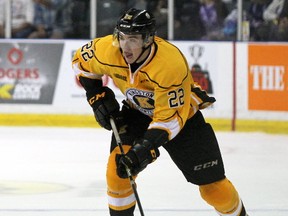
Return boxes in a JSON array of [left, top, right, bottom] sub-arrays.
[[72, 8, 249, 216]]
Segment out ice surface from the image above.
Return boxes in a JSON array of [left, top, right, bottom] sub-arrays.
[[0, 126, 287, 216]]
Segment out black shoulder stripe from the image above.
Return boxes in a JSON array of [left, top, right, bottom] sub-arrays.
[[93, 38, 129, 69], [72, 57, 79, 63], [79, 62, 87, 71], [139, 69, 189, 89], [94, 52, 128, 69], [146, 42, 158, 66], [95, 57, 129, 69]]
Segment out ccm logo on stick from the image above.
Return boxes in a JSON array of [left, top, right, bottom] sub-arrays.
[[194, 160, 218, 171]]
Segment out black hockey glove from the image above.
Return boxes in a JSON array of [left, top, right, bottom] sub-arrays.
[[87, 86, 120, 130], [116, 139, 160, 179]]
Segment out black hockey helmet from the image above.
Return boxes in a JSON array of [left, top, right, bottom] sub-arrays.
[[113, 8, 156, 47], [116, 8, 156, 35]]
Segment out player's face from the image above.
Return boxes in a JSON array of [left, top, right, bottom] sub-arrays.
[[119, 33, 144, 64]]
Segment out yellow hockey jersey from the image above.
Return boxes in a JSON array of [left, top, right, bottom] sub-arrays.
[[72, 35, 214, 141]]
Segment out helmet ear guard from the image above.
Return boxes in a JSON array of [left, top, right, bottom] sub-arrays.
[[143, 33, 154, 48]]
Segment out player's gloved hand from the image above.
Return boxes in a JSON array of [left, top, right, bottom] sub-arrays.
[[116, 139, 160, 178], [87, 86, 120, 130]]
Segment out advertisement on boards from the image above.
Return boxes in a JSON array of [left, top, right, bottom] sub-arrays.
[[0, 42, 63, 104], [174, 42, 217, 95], [248, 44, 288, 111], [174, 41, 234, 118]]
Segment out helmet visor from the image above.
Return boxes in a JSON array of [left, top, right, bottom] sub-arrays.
[[113, 29, 144, 49]]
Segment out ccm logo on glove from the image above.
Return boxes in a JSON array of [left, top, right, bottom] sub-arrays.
[[89, 92, 106, 105]]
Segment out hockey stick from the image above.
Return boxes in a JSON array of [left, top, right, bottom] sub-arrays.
[[109, 117, 145, 216]]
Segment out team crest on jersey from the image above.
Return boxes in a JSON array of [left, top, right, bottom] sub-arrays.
[[126, 88, 154, 116]]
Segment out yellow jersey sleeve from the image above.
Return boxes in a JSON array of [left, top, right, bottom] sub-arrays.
[[72, 39, 104, 80]]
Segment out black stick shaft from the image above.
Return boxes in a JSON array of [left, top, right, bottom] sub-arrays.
[[109, 118, 145, 216]]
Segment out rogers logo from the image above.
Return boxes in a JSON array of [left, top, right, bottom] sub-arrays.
[[8, 48, 23, 65]]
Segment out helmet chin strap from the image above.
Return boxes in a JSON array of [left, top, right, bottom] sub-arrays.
[[131, 44, 151, 65]]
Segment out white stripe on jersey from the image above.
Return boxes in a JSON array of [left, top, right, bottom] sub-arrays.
[[148, 118, 180, 140], [190, 92, 201, 107], [72, 63, 103, 79]]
